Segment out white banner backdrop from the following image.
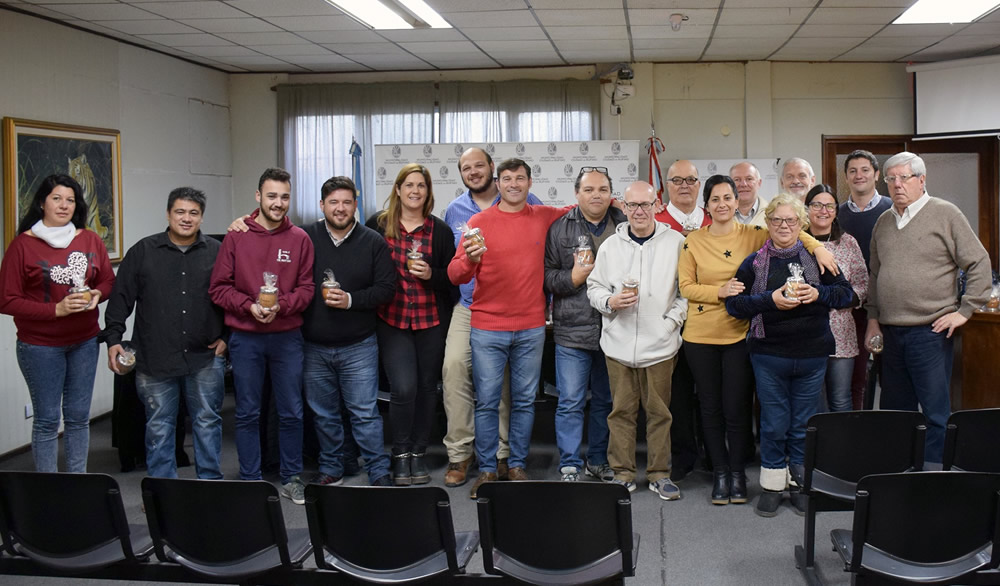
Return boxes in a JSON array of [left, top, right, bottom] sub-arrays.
[[687, 158, 782, 208], [373, 141, 641, 219]]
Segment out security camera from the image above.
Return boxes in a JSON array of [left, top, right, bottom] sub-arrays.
[[617, 66, 634, 81]]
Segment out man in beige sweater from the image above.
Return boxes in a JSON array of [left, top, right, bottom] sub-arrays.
[[864, 151, 991, 463]]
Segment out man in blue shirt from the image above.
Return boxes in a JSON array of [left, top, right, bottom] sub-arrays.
[[440, 147, 541, 488]]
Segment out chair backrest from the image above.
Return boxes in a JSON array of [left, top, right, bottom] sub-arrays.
[[805, 410, 926, 487], [943, 408, 1000, 472], [853, 471, 1000, 567], [141, 477, 292, 567], [476, 481, 635, 577], [303, 485, 459, 572], [0, 471, 138, 564]]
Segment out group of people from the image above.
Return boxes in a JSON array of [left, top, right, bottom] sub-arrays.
[[0, 146, 991, 518]]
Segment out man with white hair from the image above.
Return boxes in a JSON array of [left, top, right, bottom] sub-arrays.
[[864, 151, 991, 463], [780, 158, 816, 200]]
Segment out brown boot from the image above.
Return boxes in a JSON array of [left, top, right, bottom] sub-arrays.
[[444, 455, 474, 487], [508, 467, 529, 481], [469, 471, 497, 499], [497, 457, 510, 480]]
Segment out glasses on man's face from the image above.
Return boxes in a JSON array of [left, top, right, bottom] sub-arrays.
[[669, 176, 698, 186], [808, 202, 838, 212], [579, 166, 608, 174], [624, 201, 654, 212], [768, 216, 800, 227], [884, 173, 920, 184]]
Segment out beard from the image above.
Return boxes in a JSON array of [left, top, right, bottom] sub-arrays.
[[465, 176, 495, 195]]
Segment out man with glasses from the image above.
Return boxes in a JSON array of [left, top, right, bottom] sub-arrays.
[[448, 158, 570, 498], [729, 161, 768, 227], [864, 151, 991, 463], [587, 180, 687, 500], [544, 166, 625, 483], [440, 147, 542, 488], [655, 160, 710, 235], [779, 158, 816, 200]]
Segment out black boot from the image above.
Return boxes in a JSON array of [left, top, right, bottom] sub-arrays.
[[410, 452, 430, 485], [730, 470, 748, 504], [711, 467, 731, 505], [392, 453, 412, 486]]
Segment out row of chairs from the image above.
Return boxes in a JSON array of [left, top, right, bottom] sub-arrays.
[[0, 472, 638, 585], [795, 408, 1000, 586]]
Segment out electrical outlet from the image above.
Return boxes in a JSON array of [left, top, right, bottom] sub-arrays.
[[24, 404, 33, 419]]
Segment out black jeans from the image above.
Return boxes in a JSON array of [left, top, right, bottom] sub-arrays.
[[376, 320, 445, 455], [684, 340, 753, 472]]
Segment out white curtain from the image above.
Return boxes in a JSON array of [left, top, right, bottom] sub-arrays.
[[277, 83, 435, 223], [439, 79, 600, 143]]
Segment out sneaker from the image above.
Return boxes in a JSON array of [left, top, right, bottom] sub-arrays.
[[280, 476, 306, 505], [611, 477, 637, 493], [314, 473, 343, 486], [370, 474, 392, 487], [343, 458, 363, 477], [755, 490, 783, 518], [584, 461, 614, 482], [560, 466, 580, 482], [649, 478, 682, 501]]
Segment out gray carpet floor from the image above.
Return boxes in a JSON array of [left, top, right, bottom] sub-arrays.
[[0, 394, 856, 586]]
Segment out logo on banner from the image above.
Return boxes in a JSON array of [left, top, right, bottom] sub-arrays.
[[579, 142, 589, 155], [440, 166, 449, 178], [548, 187, 557, 198], [486, 143, 496, 155], [454, 144, 464, 156], [423, 145, 433, 157], [564, 164, 574, 177], [627, 163, 637, 176], [378, 167, 387, 180], [532, 164, 542, 177], [515, 143, 526, 156], [612, 142, 621, 155], [392, 145, 401, 158], [708, 162, 718, 174], [547, 143, 557, 155]]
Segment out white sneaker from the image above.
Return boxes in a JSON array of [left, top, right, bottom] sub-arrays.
[[560, 466, 580, 482]]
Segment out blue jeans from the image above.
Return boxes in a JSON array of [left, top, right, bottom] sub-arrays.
[[135, 356, 225, 479], [820, 357, 854, 412], [471, 326, 546, 472], [750, 353, 827, 470], [879, 324, 953, 463], [554, 344, 612, 470], [229, 329, 304, 484], [16, 337, 98, 473], [303, 336, 390, 480]]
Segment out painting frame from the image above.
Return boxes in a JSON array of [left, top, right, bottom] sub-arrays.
[[3, 117, 124, 262]]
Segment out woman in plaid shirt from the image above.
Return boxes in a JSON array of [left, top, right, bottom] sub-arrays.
[[366, 164, 458, 486]]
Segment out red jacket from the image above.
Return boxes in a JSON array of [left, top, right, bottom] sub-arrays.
[[209, 209, 314, 333]]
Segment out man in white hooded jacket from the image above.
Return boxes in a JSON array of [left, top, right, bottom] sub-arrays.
[[587, 181, 688, 500]]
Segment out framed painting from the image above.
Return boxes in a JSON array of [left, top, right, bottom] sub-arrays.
[[3, 118, 124, 262]]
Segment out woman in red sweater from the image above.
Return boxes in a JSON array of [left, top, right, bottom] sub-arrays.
[[0, 174, 114, 472]]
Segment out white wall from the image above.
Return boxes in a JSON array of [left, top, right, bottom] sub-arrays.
[[0, 11, 232, 457]]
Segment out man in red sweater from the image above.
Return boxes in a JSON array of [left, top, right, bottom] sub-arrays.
[[209, 168, 314, 504], [448, 158, 569, 498]]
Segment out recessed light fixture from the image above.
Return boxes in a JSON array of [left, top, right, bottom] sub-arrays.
[[893, 0, 1000, 24], [324, 0, 451, 30]]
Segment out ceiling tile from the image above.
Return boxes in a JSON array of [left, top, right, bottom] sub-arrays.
[[428, 0, 531, 12], [92, 18, 200, 35], [706, 38, 785, 51], [626, 0, 720, 6], [399, 41, 479, 54], [477, 40, 555, 52], [528, 0, 621, 7], [553, 39, 630, 52], [299, 30, 386, 43], [780, 37, 868, 50], [177, 18, 281, 33], [132, 1, 246, 19], [796, 24, 883, 37], [217, 31, 308, 44], [560, 50, 630, 62], [378, 29, 467, 42], [11, 4, 81, 19], [714, 24, 798, 39], [178, 45, 262, 57], [443, 10, 537, 27], [320, 43, 410, 56], [633, 37, 702, 50], [767, 50, 840, 61], [546, 26, 628, 40], [834, 47, 911, 61], [960, 21, 1000, 35], [137, 32, 234, 46], [722, 0, 818, 6], [262, 15, 364, 31], [464, 27, 548, 41], [807, 7, 909, 25], [878, 23, 965, 37], [630, 25, 712, 39], [628, 8, 721, 26], [717, 7, 812, 25], [495, 55, 566, 67], [534, 9, 625, 26], [350, 54, 434, 68], [250, 43, 334, 56], [34, 2, 158, 20], [632, 48, 702, 61], [424, 56, 500, 68], [222, 0, 341, 18]]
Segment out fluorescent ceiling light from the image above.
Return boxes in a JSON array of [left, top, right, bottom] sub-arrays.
[[893, 0, 1000, 24], [398, 0, 452, 29], [325, 0, 413, 30]]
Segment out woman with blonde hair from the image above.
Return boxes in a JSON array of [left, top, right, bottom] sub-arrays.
[[366, 164, 457, 485]]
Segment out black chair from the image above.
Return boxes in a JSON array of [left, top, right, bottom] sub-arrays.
[[795, 410, 926, 585], [304, 484, 478, 582], [141, 477, 311, 582], [476, 481, 638, 584], [0, 471, 152, 573], [832, 471, 1000, 585], [943, 408, 1000, 472]]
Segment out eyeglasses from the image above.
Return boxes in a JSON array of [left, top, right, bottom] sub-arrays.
[[579, 166, 608, 174], [808, 202, 838, 212], [624, 202, 654, 212], [884, 173, 920, 184], [768, 217, 800, 227], [669, 176, 699, 186]]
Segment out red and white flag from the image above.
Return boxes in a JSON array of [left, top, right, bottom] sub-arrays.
[[646, 136, 665, 203]]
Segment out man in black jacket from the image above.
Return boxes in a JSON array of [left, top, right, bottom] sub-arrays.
[[543, 167, 625, 482], [300, 177, 395, 486]]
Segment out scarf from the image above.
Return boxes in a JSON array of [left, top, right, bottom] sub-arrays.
[[31, 220, 76, 249], [748, 239, 820, 339]]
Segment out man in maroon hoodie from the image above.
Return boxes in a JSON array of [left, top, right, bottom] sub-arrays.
[[209, 168, 315, 504]]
